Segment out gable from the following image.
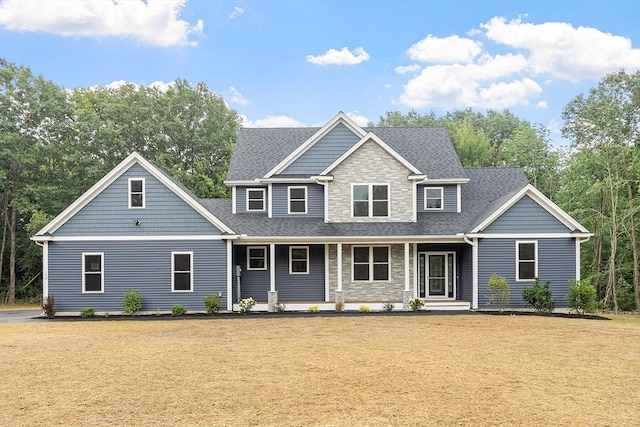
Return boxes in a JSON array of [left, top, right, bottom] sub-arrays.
[[483, 195, 572, 233]]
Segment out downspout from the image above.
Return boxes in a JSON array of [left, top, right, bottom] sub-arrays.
[[34, 240, 48, 315], [463, 236, 478, 309], [576, 236, 591, 282]]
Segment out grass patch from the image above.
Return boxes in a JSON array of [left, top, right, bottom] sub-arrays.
[[1, 315, 638, 425], [0, 303, 40, 311]]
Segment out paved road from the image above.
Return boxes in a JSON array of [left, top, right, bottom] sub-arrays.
[[0, 310, 44, 323]]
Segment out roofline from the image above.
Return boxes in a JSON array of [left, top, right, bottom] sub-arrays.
[[31, 234, 239, 242], [35, 152, 235, 236], [465, 232, 594, 239], [419, 178, 470, 184], [234, 235, 466, 244], [263, 112, 367, 178]]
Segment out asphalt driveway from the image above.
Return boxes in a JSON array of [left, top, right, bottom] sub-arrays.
[[0, 309, 44, 323]]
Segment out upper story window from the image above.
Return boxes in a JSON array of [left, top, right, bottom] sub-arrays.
[[172, 252, 193, 292], [247, 246, 267, 270], [129, 178, 145, 208], [425, 187, 443, 210], [82, 252, 104, 293], [246, 188, 266, 212], [516, 241, 537, 281], [352, 184, 389, 217], [288, 186, 307, 214]]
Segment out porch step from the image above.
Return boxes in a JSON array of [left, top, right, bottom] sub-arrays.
[[233, 300, 471, 312]]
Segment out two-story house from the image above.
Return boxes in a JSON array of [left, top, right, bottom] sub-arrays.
[[32, 112, 591, 314]]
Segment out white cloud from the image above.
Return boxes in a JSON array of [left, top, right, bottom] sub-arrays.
[[148, 81, 175, 92], [407, 34, 482, 63], [229, 6, 245, 19], [240, 114, 305, 128], [536, 101, 549, 109], [481, 16, 640, 80], [394, 64, 421, 74], [346, 111, 370, 127], [0, 0, 203, 47], [477, 78, 542, 109], [228, 86, 249, 106], [306, 47, 370, 66]]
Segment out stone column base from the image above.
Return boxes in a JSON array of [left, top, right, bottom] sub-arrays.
[[402, 290, 413, 311], [268, 291, 278, 312]]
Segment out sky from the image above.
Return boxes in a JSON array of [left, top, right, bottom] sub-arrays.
[[1, 0, 639, 146]]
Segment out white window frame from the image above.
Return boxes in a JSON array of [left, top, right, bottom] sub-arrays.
[[289, 246, 309, 274], [424, 186, 444, 210], [82, 252, 104, 294], [246, 188, 266, 212], [352, 245, 390, 282], [171, 251, 193, 292], [516, 241, 538, 282], [128, 178, 145, 209], [247, 246, 267, 270], [351, 183, 389, 218], [288, 186, 308, 214]]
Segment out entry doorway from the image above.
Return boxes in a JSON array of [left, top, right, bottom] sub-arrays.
[[418, 252, 456, 299]]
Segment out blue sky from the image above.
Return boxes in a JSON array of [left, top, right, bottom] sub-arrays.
[[1, 0, 639, 145]]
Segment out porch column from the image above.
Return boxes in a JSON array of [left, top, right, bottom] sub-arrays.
[[335, 243, 344, 303], [268, 243, 278, 312], [403, 242, 412, 310], [472, 238, 478, 309]]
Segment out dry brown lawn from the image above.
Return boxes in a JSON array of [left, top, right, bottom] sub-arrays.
[[1, 314, 638, 426]]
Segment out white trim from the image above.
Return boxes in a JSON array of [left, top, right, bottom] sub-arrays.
[[320, 132, 421, 176], [226, 240, 233, 311], [264, 112, 367, 178], [247, 246, 267, 270], [471, 184, 590, 234], [268, 183, 273, 218], [412, 181, 417, 222], [352, 245, 391, 282], [231, 186, 237, 215], [82, 252, 104, 294], [171, 251, 194, 292], [35, 152, 234, 236], [288, 186, 308, 215], [337, 243, 343, 292], [515, 240, 538, 282], [42, 242, 49, 298], [404, 242, 410, 291], [128, 177, 145, 209], [575, 238, 581, 282], [235, 235, 466, 244], [289, 246, 309, 274], [323, 182, 329, 223], [465, 233, 591, 239], [246, 187, 266, 212], [471, 238, 478, 309], [351, 183, 390, 218], [456, 184, 461, 213], [424, 186, 444, 211], [412, 243, 418, 297], [36, 235, 234, 242], [324, 244, 330, 301], [224, 179, 263, 186], [269, 243, 276, 292], [419, 251, 456, 299], [418, 178, 470, 185]]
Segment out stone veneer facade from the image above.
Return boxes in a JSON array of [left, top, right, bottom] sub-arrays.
[[326, 139, 414, 222], [328, 244, 414, 301]]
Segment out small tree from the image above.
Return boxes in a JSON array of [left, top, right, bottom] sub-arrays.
[[121, 290, 142, 315], [522, 279, 555, 313], [566, 279, 598, 314], [487, 273, 510, 309]]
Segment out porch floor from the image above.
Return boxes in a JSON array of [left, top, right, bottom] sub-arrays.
[[233, 300, 471, 312]]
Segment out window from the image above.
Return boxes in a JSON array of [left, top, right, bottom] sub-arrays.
[[289, 246, 309, 274], [172, 252, 193, 292], [82, 253, 104, 293], [352, 184, 389, 217], [424, 187, 443, 210], [247, 246, 267, 270], [246, 188, 265, 212], [288, 186, 307, 214], [516, 241, 537, 281], [129, 178, 145, 208], [353, 246, 389, 281]]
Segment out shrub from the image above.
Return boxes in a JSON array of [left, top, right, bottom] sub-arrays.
[[335, 300, 344, 312], [238, 297, 255, 314], [271, 302, 285, 312], [42, 295, 55, 318], [616, 277, 636, 312], [408, 297, 424, 311], [487, 273, 510, 308], [522, 279, 555, 313], [566, 279, 598, 314], [79, 307, 95, 318], [171, 304, 187, 316], [359, 305, 371, 313], [308, 305, 319, 313], [383, 302, 395, 312], [121, 290, 142, 315], [203, 294, 222, 314]]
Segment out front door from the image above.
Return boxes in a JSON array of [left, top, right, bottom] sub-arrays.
[[418, 252, 456, 299]]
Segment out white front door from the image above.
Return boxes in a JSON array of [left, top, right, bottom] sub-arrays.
[[418, 252, 456, 299]]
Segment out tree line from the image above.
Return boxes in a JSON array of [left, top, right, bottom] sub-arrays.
[[1, 57, 637, 311]]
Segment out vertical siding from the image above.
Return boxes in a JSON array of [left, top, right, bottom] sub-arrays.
[[484, 196, 571, 233], [235, 186, 269, 214], [416, 185, 457, 213], [55, 164, 222, 236], [275, 245, 325, 300], [271, 184, 324, 218], [48, 240, 228, 312], [281, 123, 361, 175], [478, 238, 576, 308]]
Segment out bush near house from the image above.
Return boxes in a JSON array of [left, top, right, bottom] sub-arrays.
[[566, 280, 598, 314], [487, 273, 510, 308], [203, 295, 222, 314], [121, 290, 142, 315], [522, 279, 556, 313]]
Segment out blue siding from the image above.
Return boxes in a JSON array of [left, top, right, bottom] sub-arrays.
[[271, 184, 324, 218], [484, 196, 571, 233], [48, 240, 228, 312], [281, 123, 361, 175], [478, 238, 577, 308], [234, 245, 270, 300], [417, 243, 470, 300], [275, 245, 325, 300], [56, 164, 222, 236], [416, 185, 457, 213], [235, 186, 269, 214]]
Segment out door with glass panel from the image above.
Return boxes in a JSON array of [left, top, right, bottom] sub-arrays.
[[418, 252, 456, 299]]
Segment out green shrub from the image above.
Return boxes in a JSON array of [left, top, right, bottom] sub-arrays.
[[171, 304, 187, 316], [522, 279, 556, 313], [308, 305, 319, 313], [42, 295, 55, 318], [359, 305, 371, 313], [335, 300, 344, 312], [273, 302, 286, 312], [203, 294, 222, 314], [121, 290, 142, 315], [408, 297, 424, 311], [383, 302, 395, 312], [238, 297, 255, 314], [487, 273, 510, 308], [616, 277, 636, 312], [566, 279, 598, 314], [79, 307, 95, 318]]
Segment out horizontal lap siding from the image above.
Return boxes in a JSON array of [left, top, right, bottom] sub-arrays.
[[416, 185, 457, 213], [275, 245, 325, 300], [272, 184, 324, 218], [48, 240, 228, 312], [235, 186, 268, 214], [478, 238, 576, 308], [417, 243, 470, 300], [484, 196, 571, 233], [234, 246, 269, 301]]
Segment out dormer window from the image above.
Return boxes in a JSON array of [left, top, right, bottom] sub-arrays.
[[288, 186, 307, 214], [353, 184, 388, 217], [425, 187, 443, 210], [246, 188, 265, 212], [129, 178, 145, 208]]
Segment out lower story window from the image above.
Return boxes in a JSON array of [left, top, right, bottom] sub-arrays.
[[353, 246, 389, 281], [516, 241, 537, 281], [83, 253, 104, 293], [172, 252, 193, 292], [247, 246, 267, 270], [290, 246, 309, 274]]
